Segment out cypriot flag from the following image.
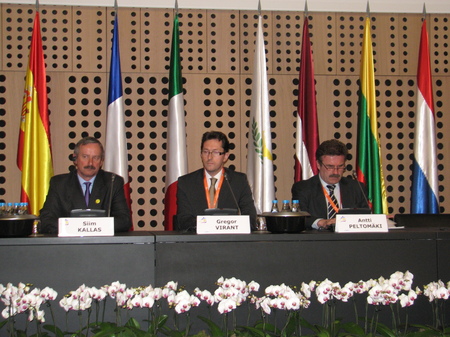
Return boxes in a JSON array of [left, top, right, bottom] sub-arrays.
[[246, 14, 275, 214]]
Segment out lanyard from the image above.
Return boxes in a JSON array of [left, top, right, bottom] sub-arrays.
[[322, 185, 340, 213], [203, 170, 224, 208]]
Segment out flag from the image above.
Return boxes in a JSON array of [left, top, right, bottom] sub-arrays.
[[411, 19, 439, 214], [17, 11, 53, 216], [295, 16, 319, 182], [247, 14, 275, 214], [355, 17, 388, 214], [164, 13, 188, 230], [104, 13, 133, 226]]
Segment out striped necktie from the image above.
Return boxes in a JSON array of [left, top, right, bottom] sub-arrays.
[[327, 184, 338, 219], [209, 178, 217, 208]]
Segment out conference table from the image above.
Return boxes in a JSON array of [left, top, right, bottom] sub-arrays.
[[1, 227, 449, 333]]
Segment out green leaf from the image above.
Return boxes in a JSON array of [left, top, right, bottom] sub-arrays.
[[237, 325, 267, 337], [125, 317, 142, 330], [43, 324, 66, 337], [375, 322, 397, 337], [198, 316, 225, 337], [339, 322, 365, 335]]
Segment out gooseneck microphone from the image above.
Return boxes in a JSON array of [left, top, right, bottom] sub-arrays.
[[352, 170, 372, 213], [107, 173, 116, 217], [224, 172, 241, 215]]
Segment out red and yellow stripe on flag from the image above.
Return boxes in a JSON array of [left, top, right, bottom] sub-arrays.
[[356, 17, 388, 214], [17, 11, 53, 216]]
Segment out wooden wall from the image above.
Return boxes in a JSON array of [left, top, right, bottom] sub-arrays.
[[1, 4, 449, 230]]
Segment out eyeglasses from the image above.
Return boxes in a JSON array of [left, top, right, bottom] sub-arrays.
[[201, 150, 226, 157], [320, 163, 346, 171]]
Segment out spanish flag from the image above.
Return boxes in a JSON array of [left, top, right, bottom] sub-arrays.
[[17, 11, 53, 216], [355, 17, 388, 214]]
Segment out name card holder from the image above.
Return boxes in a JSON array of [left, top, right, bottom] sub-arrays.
[[58, 217, 114, 237], [196, 215, 250, 234], [335, 214, 388, 233]]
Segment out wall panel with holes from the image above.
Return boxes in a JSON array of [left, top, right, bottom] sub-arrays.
[[0, 4, 449, 231]]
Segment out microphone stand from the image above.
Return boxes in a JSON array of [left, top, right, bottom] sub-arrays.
[[107, 174, 116, 217], [224, 172, 241, 215]]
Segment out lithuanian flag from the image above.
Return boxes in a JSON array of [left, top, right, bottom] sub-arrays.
[[355, 17, 388, 214], [17, 11, 53, 216]]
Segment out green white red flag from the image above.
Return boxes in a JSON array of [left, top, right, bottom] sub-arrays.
[[164, 13, 187, 230]]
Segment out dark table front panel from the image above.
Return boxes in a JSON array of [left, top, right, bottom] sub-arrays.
[[1, 228, 448, 333]]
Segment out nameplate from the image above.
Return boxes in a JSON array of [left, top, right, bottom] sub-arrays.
[[196, 215, 250, 234], [335, 214, 388, 233], [58, 217, 114, 237]]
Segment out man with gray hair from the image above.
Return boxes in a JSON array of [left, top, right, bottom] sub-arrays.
[[40, 136, 131, 234]]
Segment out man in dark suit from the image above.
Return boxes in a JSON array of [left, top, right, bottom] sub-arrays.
[[292, 139, 368, 230], [176, 131, 257, 232], [39, 137, 132, 234]]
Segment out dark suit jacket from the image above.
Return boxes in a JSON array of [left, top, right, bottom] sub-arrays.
[[291, 175, 368, 229], [39, 169, 132, 234], [176, 168, 257, 232]]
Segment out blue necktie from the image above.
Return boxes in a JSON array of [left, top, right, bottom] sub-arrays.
[[84, 181, 91, 207]]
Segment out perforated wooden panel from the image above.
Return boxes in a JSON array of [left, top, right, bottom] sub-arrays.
[[0, 4, 449, 231]]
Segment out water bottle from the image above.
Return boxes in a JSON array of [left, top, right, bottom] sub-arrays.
[[0, 202, 6, 215], [22, 202, 29, 215], [271, 200, 279, 213], [291, 200, 300, 212], [282, 200, 291, 211], [13, 203, 20, 215], [6, 202, 14, 215]]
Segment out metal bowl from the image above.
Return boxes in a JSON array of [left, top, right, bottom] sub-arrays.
[[0, 214, 38, 237], [260, 211, 310, 233]]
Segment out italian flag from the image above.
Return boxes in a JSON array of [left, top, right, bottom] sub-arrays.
[[356, 17, 388, 214], [164, 13, 188, 230]]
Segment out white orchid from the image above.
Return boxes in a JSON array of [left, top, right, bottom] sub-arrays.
[[217, 298, 237, 314]]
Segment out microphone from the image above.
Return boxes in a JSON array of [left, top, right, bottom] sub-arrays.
[[352, 170, 372, 213], [224, 172, 241, 215], [107, 173, 116, 217]]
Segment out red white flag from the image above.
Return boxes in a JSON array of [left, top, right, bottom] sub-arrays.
[[295, 16, 319, 182]]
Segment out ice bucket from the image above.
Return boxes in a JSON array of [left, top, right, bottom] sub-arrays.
[[0, 214, 38, 237], [260, 211, 310, 233]]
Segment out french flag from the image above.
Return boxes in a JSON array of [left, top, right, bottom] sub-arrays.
[[104, 13, 133, 224], [411, 19, 439, 214]]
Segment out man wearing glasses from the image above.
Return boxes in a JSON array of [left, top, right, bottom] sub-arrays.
[[292, 139, 368, 230], [176, 131, 256, 232]]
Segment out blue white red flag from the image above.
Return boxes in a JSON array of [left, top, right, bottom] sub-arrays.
[[104, 14, 133, 225]]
